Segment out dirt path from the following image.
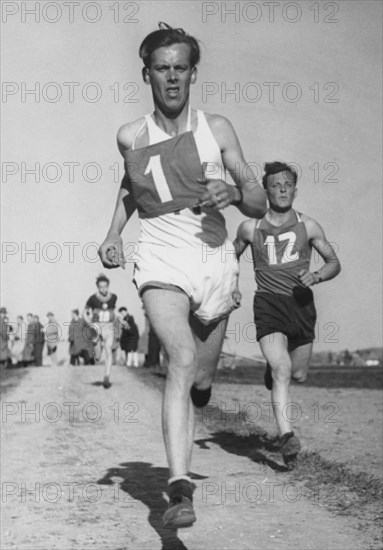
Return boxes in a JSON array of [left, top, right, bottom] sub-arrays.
[[1, 365, 369, 550]]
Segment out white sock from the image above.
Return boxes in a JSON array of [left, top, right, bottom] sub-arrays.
[[168, 475, 192, 485]]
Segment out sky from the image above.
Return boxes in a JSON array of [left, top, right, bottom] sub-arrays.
[[1, 0, 382, 358]]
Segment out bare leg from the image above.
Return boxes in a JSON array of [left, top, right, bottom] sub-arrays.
[[191, 316, 228, 389], [259, 333, 292, 436], [104, 343, 113, 377], [103, 324, 115, 379], [186, 316, 228, 469], [142, 289, 197, 478], [290, 342, 313, 382]]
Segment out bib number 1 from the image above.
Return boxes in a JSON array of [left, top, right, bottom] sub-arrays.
[[145, 155, 173, 202]]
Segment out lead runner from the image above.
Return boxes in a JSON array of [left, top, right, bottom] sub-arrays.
[[99, 23, 266, 528]]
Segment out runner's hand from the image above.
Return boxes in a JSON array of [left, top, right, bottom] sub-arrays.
[[99, 235, 126, 269], [232, 288, 242, 308], [198, 179, 236, 210], [298, 269, 319, 287]]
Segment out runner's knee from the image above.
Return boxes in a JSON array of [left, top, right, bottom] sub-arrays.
[[166, 349, 197, 386], [271, 360, 291, 382], [292, 370, 307, 383]]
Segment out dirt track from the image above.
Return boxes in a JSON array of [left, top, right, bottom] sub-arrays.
[[0, 365, 373, 549]]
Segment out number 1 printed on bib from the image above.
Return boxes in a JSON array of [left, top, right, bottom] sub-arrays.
[[145, 155, 173, 202]]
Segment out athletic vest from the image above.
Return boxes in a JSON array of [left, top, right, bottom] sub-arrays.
[[123, 109, 228, 248], [86, 293, 117, 323], [251, 210, 312, 295]]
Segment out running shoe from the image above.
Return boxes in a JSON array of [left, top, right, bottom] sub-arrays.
[[280, 431, 301, 469], [103, 376, 111, 389], [162, 479, 196, 528]]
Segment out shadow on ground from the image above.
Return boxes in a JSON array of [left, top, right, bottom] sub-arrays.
[[98, 462, 208, 550], [195, 431, 288, 473]]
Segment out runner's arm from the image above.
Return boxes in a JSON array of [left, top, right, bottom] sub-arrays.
[[99, 125, 138, 269], [233, 220, 253, 259], [202, 116, 266, 218], [299, 217, 341, 286], [232, 220, 254, 301]]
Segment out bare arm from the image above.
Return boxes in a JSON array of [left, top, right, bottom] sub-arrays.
[[99, 124, 139, 269], [201, 115, 267, 218], [231, 220, 255, 300], [233, 219, 254, 259], [299, 217, 341, 287]]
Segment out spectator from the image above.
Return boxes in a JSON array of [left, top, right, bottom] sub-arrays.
[[10, 315, 24, 366], [22, 313, 35, 366], [118, 307, 140, 367], [0, 307, 11, 367], [68, 309, 95, 366], [33, 315, 45, 366]]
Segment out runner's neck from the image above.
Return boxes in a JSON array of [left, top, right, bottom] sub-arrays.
[[151, 105, 191, 137]]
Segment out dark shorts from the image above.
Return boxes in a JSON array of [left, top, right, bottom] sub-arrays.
[[253, 290, 317, 351]]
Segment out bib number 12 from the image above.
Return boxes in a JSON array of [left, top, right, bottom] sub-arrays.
[[264, 231, 299, 265]]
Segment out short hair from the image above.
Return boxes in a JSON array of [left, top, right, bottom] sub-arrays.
[[96, 274, 110, 286], [118, 307, 127, 313], [262, 162, 298, 189], [72, 309, 79, 315], [27, 313, 33, 317], [139, 22, 200, 68]]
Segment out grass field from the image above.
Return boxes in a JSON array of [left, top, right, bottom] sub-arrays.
[[216, 357, 383, 390]]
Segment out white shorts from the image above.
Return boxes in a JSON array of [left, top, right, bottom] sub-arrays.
[[133, 239, 239, 325], [90, 322, 115, 347]]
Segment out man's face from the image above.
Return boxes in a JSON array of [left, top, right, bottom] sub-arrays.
[[71, 312, 78, 320], [266, 171, 297, 212], [27, 315, 33, 324], [144, 43, 196, 114], [97, 281, 109, 296], [118, 309, 127, 320]]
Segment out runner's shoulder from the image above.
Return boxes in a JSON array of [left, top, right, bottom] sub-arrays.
[[117, 117, 146, 151], [299, 212, 324, 239], [299, 212, 319, 228], [238, 218, 257, 242], [205, 112, 235, 134]]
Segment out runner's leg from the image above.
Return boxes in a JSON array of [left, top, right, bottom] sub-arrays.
[[103, 325, 114, 379], [290, 342, 313, 382], [259, 333, 292, 436], [187, 316, 228, 469], [142, 288, 197, 478]]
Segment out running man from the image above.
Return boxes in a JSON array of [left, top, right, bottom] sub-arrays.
[[84, 274, 117, 389], [234, 161, 341, 468], [99, 23, 266, 527], [43, 312, 59, 366]]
